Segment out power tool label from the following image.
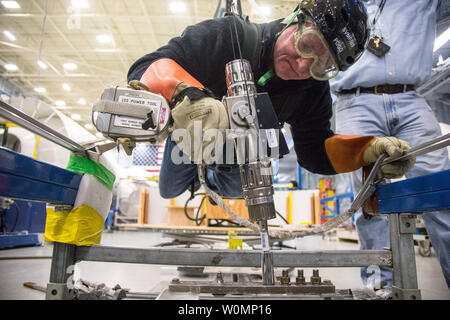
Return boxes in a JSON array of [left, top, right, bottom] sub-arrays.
[[159, 107, 168, 124], [118, 95, 161, 108], [266, 129, 279, 148], [113, 115, 144, 129]]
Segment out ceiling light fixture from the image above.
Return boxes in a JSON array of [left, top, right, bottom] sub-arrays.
[[62, 83, 71, 91], [96, 34, 111, 44], [77, 98, 86, 105], [4, 63, 18, 71], [3, 30, 16, 41], [1, 1, 20, 9], [169, 1, 186, 13], [258, 5, 271, 16], [71, 113, 81, 120], [63, 62, 77, 70], [37, 60, 47, 69], [34, 87, 46, 93], [71, 0, 88, 8], [55, 100, 66, 106]]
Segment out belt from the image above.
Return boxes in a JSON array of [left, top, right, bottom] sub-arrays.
[[339, 84, 415, 95]]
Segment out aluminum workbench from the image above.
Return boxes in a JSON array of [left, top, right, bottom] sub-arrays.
[[1, 146, 449, 300]]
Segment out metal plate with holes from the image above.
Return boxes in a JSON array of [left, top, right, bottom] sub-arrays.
[[169, 281, 335, 295], [399, 214, 417, 234], [46, 283, 76, 300], [392, 286, 421, 300]]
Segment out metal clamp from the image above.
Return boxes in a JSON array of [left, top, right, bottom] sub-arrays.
[[351, 154, 387, 212]]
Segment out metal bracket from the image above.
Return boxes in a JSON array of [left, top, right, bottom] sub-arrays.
[[46, 283, 76, 300], [399, 214, 417, 234], [392, 286, 421, 300]]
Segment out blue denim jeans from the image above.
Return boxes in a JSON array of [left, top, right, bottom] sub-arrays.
[[159, 135, 243, 199], [334, 91, 450, 289]]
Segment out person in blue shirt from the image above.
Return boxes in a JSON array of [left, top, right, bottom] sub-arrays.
[[330, 0, 450, 293]]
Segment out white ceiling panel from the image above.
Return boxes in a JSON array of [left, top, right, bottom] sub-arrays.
[[0, 0, 298, 131]]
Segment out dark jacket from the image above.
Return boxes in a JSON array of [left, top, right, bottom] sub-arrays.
[[127, 16, 336, 175]]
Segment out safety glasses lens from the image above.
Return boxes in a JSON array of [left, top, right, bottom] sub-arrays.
[[294, 26, 339, 81]]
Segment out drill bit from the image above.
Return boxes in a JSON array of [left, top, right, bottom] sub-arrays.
[[260, 219, 274, 285]]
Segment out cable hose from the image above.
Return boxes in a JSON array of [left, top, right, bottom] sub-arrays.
[[276, 210, 289, 225], [204, 182, 356, 240], [183, 193, 206, 224], [10, 202, 20, 232], [203, 185, 260, 232], [197, 133, 450, 241], [198, 155, 385, 241], [194, 196, 207, 226]]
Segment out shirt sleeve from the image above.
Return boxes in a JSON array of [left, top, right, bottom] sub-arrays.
[[287, 81, 336, 175], [436, 0, 449, 23], [127, 16, 244, 93]]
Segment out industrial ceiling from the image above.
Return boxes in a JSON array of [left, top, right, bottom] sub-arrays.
[[0, 0, 298, 134]]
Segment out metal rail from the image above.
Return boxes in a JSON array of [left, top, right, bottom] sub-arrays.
[[0, 100, 86, 153], [382, 133, 450, 165], [75, 245, 393, 268]]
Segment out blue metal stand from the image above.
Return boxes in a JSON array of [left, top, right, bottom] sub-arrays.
[[374, 169, 450, 299], [0, 199, 46, 249], [0, 233, 41, 249], [0, 147, 82, 249], [0, 147, 82, 204], [377, 169, 450, 214]]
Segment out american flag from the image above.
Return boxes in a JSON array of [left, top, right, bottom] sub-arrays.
[[132, 144, 165, 175]]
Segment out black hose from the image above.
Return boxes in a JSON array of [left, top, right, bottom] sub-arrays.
[[9, 202, 20, 232], [210, 219, 242, 227], [276, 210, 289, 224], [1, 124, 8, 147], [183, 193, 207, 225], [194, 196, 207, 226]]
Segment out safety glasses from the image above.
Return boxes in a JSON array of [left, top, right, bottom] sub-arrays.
[[293, 18, 339, 81]]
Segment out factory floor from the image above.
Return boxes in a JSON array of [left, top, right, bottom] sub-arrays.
[[0, 229, 448, 300]]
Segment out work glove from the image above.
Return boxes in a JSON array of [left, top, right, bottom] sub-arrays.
[[136, 58, 230, 162], [170, 83, 230, 164], [363, 136, 415, 179]]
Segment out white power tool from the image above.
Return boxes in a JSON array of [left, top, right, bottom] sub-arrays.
[[92, 58, 289, 287], [92, 86, 171, 145]]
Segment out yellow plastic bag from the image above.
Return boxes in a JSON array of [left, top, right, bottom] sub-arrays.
[[44, 205, 104, 246]]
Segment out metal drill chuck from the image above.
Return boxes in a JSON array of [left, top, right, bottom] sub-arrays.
[[248, 202, 276, 223], [225, 59, 257, 97], [240, 162, 276, 222]]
